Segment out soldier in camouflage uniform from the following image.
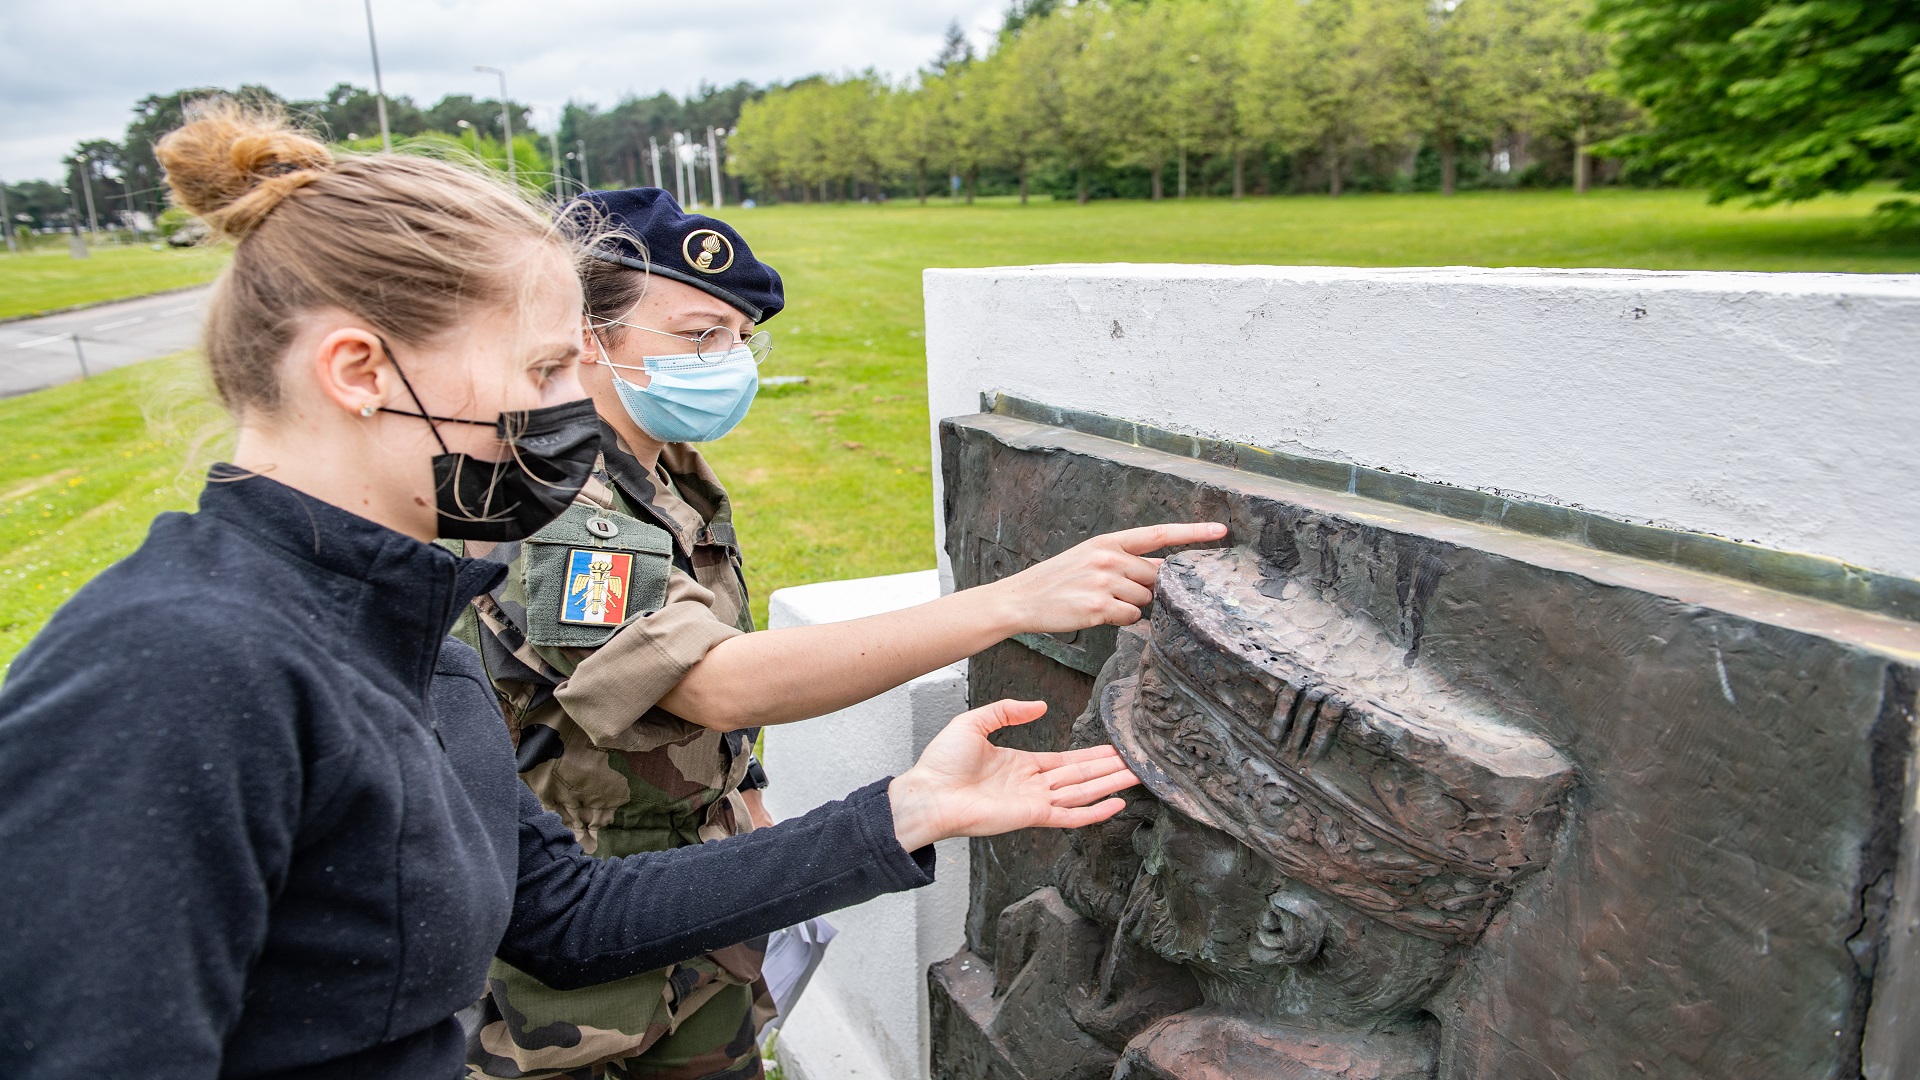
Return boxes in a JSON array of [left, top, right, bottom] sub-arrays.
[[453, 191, 786, 1079], [455, 441, 772, 1080], [455, 189, 1218, 1080]]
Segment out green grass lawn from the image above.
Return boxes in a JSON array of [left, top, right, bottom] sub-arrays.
[[0, 242, 229, 320], [0, 353, 228, 668], [3, 187, 1917, 671]]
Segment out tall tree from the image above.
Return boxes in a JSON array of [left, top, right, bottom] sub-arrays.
[[728, 91, 795, 197], [944, 60, 996, 202], [1093, 0, 1180, 199], [289, 84, 426, 142], [1514, 0, 1633, 192], [1002, 0, 1063, 36], [1242, 0, 1406, 196], [885, 73, 956, 204], [423, 95, 534, 143], [931, 19, 978, 74], [1058, 4, 1130, 199], [1160, 0, 1251, 198], [1596, 0, 1920, 209], [1383, 0, 1521, 195], [984, 11, 1078, 204]]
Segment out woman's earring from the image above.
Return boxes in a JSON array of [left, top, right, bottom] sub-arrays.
[[360, 403, 378, 417]]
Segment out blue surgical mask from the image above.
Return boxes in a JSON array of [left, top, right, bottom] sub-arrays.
[[593, 337, 760, 443]]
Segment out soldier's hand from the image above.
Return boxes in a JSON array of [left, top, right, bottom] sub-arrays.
[[741, 788, 775, 831], [886, 699, 1139, 852], [988, 522, 1227, 635]]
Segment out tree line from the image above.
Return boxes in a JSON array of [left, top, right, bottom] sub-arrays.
[[4, 81, 761, 234], [731, 0, 1628, 204], [7, 0, 1916, 233], [730, 0, 1919, 218]]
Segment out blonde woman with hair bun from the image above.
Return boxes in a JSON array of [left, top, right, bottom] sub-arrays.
[[0, 103, 1143, 1080]]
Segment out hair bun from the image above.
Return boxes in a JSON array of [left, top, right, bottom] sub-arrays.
[[156, 100, 332, 240]]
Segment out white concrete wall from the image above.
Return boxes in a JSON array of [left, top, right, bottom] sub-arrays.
[[763, 570, 968, 1080], [924, 265, 1920, 585]]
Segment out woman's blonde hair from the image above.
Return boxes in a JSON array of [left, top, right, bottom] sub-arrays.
[[158, 100, 569, 414]]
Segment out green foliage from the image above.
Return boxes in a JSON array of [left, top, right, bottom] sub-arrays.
[[4, 190, 1915, 669], [33, 0, 1920, 220], [1597, 0, 1920, 207], [1, 178, 74, 231], [731, 75, 890, 200], [559, 82, 761, 194], [39, 82, 583, 225], [335, 130, 561, 194], [724, 0, 1635, 203], [155, 206, 195, 239]]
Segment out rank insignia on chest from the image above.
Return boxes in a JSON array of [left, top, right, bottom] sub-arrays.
[[561, 548, 634, 626]]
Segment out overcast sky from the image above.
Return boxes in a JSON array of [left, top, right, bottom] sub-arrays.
[[0, 0, 1007, 183]]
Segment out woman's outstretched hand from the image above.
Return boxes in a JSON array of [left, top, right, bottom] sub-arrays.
[[886, 699, 1140, 853], [988, 521, 1227, 635]]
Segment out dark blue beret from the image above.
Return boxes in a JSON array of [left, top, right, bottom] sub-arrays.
[[564, 188, 784, 324]]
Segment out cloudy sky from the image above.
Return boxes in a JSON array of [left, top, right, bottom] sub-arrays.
[[0, 0, 1007, 183]]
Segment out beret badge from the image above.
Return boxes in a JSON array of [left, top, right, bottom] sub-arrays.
[[683, 229, 735, 275]]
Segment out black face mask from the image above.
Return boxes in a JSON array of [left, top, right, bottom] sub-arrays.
[[377, 338, 601, 542]]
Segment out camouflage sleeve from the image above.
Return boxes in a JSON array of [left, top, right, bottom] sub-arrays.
[[550, 566, 744, 749], [500, 778, 935, 990]]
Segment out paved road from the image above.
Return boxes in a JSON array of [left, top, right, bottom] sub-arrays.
[[0, 286, 211, 398]]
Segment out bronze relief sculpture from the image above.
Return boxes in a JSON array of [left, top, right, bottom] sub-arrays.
[[1040, 548, 1574, 1080], [931, 403, 1920, 1080]]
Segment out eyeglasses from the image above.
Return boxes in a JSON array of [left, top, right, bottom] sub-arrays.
[[591, 316, 773, 364]]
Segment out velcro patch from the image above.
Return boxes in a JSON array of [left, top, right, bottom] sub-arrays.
[[561, 549, 634, 627]]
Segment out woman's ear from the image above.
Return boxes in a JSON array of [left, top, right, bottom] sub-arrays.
[[311, 328, 393, 417]]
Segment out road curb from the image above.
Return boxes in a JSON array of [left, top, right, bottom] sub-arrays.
[[0, 282, 214, 326]]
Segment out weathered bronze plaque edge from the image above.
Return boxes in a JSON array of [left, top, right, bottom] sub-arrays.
[[956, 409, 1919, 665], [983, 391, 1920, 626]]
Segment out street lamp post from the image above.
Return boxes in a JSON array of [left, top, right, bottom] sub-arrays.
[[122, 184, 143, 239], [76, 156, 101, 238], [690, 137, 705, 209], [678, 134, 703, 210], [475, 65, 514, 185], [362, 0, 393, 151], [576, 139, 590, 191], [0, 175, 16, 253], [706, 127, 724, 210], [649, 138, 663, 190], [545, 111, 563, 197], [63, 185, 88, 259]]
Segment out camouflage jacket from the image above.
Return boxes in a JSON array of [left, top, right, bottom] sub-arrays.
[[453, 426, 772, 1079]]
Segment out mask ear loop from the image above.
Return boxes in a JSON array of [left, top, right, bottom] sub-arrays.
[[376, 335, 453, 455], [374, 334, 501, 526], [374, 334, 500, 446], [585, 321, 655, 380]]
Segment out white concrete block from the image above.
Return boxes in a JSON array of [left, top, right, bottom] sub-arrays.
[[774, 970, 896, 1080], [924, 265, 1920, 586], [764, 569, 969, 1080]]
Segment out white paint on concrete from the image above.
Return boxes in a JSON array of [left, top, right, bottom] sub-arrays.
[[765, 569, 968, 1080], [924, 265, 1920, 584], [773, 986, 893, 1080]]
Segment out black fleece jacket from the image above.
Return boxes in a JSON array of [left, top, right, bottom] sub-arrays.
[[0, 471, 933, 1080]]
